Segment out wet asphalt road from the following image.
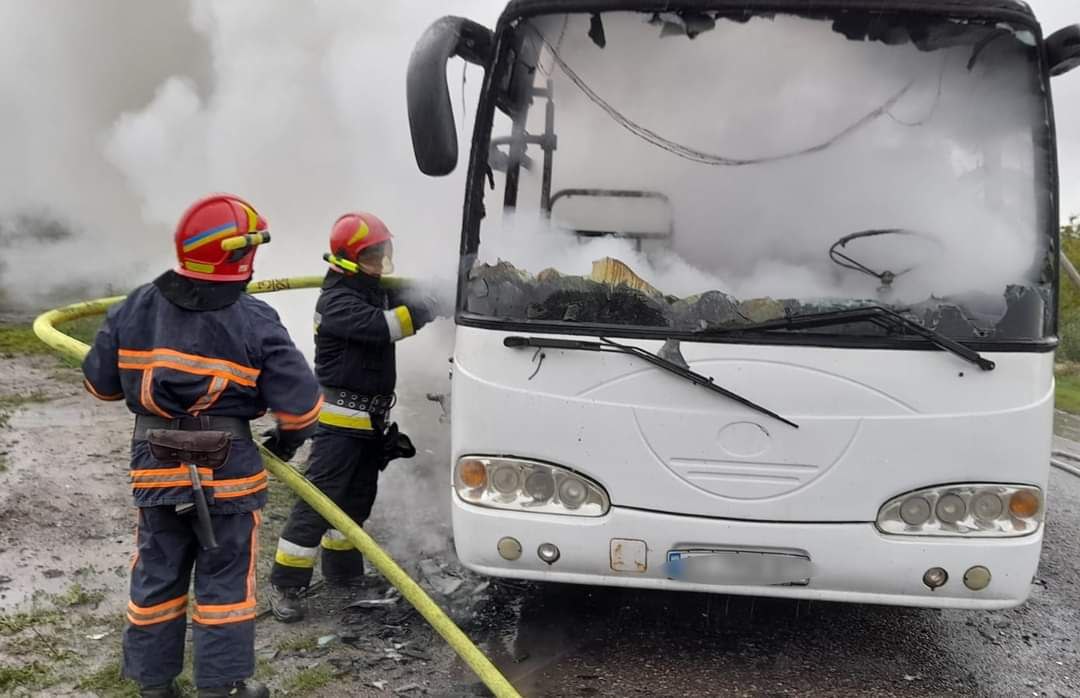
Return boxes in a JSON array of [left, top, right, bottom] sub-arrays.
[[463, 469, 1080, 698]]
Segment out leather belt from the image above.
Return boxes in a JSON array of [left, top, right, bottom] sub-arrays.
[[134, 414, 252, 441], [321, 387, 395, 415]]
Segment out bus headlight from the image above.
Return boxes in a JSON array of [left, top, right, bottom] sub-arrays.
[[876, 484, 1042, 537], [454, 457, 610, 517]]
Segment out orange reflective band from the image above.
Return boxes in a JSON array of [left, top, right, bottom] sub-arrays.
[[140, 368, 171, 418], [206, 471, 269, 499], [192, 599, 257, 625], [196, 599, 257, 613], [190, 376, 229, 415], [247, 511, 260, 601], [128, 607, 188, 626], [275, 396, 324, 431], [118, 348, 260, 388], [211, 483, 268, 500], [130, 509, 141, 573], [191, 612, 257, 626], [130, 468, 266, 497], [84, 379, 122, 401], [204, 471, 266, 488], [130, 595, 188, 614], [127, 595, 188, 626], [130, 465, 213, 489]]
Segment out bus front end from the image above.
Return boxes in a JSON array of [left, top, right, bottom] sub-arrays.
[[408, 0, 1080, 608]]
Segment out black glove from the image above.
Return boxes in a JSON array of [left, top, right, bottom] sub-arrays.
[[379, 423, 416, 471], [404, 298, 437, 332], [262, 427, 300, 462]]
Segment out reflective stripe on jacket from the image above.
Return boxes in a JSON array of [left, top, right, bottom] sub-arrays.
[[312, 270, 413, 434], [82, 272, 322, 511]]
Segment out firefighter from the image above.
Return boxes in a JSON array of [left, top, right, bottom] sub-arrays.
[[83, 194, 323, 698], [268, 211, 439, 622]]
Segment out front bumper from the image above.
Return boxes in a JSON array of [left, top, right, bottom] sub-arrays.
[[452, 497, 1043, 609]]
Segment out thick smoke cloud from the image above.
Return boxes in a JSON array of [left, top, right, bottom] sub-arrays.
[[101, 1, 505, 356], [0, 1, 210, 302], [0, 1, 1076, 313], [481, 12, 1056, 313], [0, 0, 504, 315]]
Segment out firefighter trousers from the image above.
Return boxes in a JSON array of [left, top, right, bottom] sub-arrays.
[[123, 506, 260, 689], [270, 427, 384, 589]]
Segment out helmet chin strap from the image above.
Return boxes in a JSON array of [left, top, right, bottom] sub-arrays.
[[324, 252, 360, 274], [324, 252, 393, 277]]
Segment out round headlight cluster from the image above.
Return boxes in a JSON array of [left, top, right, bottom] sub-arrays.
[[454, 457, 610, 517], [877, 484, 1042, 537]]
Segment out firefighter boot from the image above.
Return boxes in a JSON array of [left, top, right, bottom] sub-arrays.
[[140, 682, 181, 698], [269, 585, 306, 623], [198, 679, 270, 698]]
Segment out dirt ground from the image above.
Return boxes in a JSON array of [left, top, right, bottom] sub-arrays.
[[0, 340, 495, 697], [6, 320, 1079, 698]]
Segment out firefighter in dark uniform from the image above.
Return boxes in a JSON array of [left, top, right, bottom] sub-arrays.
[[268, 211, 438, 621], [83, 194, 323, 698]]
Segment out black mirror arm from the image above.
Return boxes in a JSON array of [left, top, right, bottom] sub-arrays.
[[406, 17, 494, 176], [1047, 25, 1080, 77]]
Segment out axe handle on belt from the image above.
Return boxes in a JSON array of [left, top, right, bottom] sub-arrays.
[[189, 463, 219, 551]]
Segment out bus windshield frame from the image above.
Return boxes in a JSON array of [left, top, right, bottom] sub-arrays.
[[455, 6, 1061, 353]]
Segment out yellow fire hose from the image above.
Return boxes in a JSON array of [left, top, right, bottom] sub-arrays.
[[32, 277, 521, 698]]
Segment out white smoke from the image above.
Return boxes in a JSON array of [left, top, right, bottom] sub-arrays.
[[477, 12, 1054, 314], [0, 2, 1077, 316], [0, 1, 506, 314], [0, 1, 210, 302], [100, 1, 508, 353]]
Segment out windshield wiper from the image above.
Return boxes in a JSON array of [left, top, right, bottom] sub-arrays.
[[503, 336, 798, 428], [694, 305, 995, 371]]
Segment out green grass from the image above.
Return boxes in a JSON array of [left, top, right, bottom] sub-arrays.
[[1056, 370, 1080, 414], [275, 633, 319, 654], [255, 656, 278, 680], [77, 657, 194, 697], [282, 664, 335, 694], [0, 609, 64, 637], [0, 324, 51, 357], [0, 661, 53, 693], [1059, 229, 1080, 362], [0, 316, 102, 365], [0, 585, 106, 639], [77, 661, 140, 698], [60, 315, 104, 345], [0, 389, 50, 409], [5, 628, 75, 661], [57, 583, 106, 608]]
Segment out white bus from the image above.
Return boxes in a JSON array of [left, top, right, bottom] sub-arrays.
[[405, 0, 1080, 608]]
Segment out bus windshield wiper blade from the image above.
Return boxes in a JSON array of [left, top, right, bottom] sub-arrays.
[[503, 335, 798, 428], [694, 305, 995, 371]]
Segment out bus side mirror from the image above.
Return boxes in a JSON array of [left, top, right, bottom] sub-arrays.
[[407, 16, 494, 176], [1047, 25, 1080, 77]]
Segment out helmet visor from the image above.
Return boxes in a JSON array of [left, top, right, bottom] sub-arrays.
[[357, 241, 394, 276]]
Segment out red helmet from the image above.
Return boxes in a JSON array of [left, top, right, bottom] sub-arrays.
[[174, 194, 270, 282], [325, 212, 393, 274]]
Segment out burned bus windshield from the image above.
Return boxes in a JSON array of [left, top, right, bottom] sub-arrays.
[[465, 10, 1053, 343]]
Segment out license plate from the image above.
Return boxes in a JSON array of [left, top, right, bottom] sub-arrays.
[[665, 548, 811, 586]]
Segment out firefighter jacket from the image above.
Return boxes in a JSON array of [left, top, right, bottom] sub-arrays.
[[312, 270, 417, 434], [82, 271, 323, 513]]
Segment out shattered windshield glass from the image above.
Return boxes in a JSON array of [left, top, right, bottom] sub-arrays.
[[466, 10, 1053, 342]]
